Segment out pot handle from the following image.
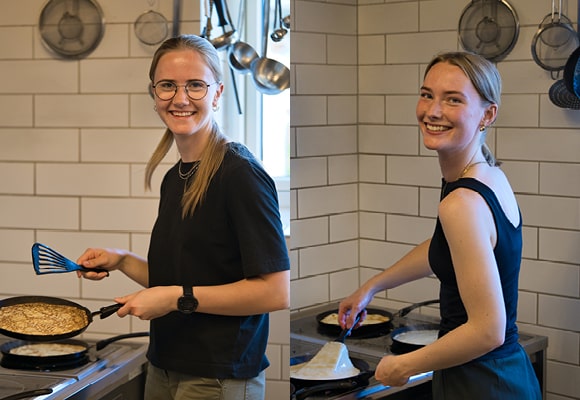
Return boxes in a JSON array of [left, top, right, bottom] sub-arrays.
[[0, 389, 53, 400], [395, 299, 440, 318], [293, 380, 358, 400], [95, 331, 149, 351]]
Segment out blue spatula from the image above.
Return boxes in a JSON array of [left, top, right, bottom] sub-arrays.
[[32, 242, 108, 275]]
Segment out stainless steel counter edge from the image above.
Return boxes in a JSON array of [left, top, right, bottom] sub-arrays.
[[44, 342, 148, 399]]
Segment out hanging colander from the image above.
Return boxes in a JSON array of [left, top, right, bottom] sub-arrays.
[[39, 0, 105, 59], [531, 0, 579, 74], [458, 0, 520, 62]]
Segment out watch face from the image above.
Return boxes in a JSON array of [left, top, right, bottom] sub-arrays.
[[178, 296, 198, 314]]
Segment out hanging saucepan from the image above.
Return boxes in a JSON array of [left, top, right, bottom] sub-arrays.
[[531, 0, 579, 74], [250, 0, 290, 94], [458, 0, 519, 62], [38, 0, 105, 59], [316, 299, 440, 338], [290, 354, 373, 400], [0, 295, 121, 342], [134, 0, 169, 46], [0, 332, 149, 371]]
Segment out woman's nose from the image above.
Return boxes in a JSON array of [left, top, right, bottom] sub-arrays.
[[173, 86, 190, 103], [426, 100, 442, 117]]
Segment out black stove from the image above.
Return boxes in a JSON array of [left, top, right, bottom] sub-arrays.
[[291, 303, 548, 399], [0, 334, 148, 400]]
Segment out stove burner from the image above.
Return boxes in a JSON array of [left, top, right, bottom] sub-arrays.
[[316, 325, 390, 339], [1, 354, 89, 371]]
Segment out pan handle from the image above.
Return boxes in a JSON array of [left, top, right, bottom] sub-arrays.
[[92, 303, 122, 319], [293, 381, 358, 400], [0, 389, 53, 400], [395, 299, 440, 318]]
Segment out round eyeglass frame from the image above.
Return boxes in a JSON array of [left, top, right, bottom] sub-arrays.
[[152, 80, 219, 101]]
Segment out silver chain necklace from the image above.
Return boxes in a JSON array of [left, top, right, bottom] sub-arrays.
[[178, 160, 200, 181]]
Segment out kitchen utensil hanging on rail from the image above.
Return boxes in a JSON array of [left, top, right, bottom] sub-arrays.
[[531, 0, 579, 76], [228, 0, 259, 74], [250, 0, 290, 94], [38, 0, 105, 59], [211, 0, 236, 50], [458, 0, 519, 62], [548, 0, 580, 110], [134, 0, 169, 46]]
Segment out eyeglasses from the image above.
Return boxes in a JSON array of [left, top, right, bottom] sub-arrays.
[[152, 79, 218, 101]]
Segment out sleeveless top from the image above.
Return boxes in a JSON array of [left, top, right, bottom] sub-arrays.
[[429, 178, 522, 361]]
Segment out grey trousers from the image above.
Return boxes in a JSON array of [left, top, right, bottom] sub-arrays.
[[144, 363, 266, 400]]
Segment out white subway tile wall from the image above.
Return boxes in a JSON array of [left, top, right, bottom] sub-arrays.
[[291, 1, 580, 399], [0, 1, 288, 399]]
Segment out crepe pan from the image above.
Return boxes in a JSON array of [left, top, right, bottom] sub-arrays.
[[389, 323, 440, 354], [0, 296, 121, 342], [290, 354, 373, 400], [316, 299, 439, 338], [0, 332, 149, 371]]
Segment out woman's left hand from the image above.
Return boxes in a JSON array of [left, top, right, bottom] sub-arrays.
[[374, 355, 410, 387], [114, 286, 180, 320]]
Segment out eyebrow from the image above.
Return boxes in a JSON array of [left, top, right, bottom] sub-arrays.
[[420, 86, 466, 97]]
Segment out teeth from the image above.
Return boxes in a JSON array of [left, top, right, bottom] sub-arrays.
[[172, 111, 193, 117], [426, 124, 448, 132]]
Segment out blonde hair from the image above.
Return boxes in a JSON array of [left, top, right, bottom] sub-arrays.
[[425, 52, 502, 166], [145, 35, 228, 217]]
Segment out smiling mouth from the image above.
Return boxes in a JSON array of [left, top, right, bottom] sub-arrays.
[[171, 111, 194, 117], [424, 123, 450, 132]]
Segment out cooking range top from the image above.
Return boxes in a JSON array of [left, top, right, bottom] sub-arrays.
[[0, 334, 148, 400], [291, 303, 436, 399], [291, 303, 548, 400]]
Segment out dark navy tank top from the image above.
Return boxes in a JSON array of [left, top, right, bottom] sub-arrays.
[[429, 178, 522, 361]]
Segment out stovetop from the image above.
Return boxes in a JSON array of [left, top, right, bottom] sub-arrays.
[[290, 303, 548, 399], [0, 334, 148, 400]]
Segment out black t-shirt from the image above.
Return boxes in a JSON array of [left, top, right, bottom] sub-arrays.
[[146, 142, 290, 378]]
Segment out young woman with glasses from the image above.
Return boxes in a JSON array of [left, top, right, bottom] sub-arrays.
[[75, 35, 290, 400]]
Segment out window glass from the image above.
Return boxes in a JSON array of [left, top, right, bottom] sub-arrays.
[[210, 0, 290, 232]]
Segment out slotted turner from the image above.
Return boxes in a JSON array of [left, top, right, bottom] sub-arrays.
[[32, 242, 108, 275]]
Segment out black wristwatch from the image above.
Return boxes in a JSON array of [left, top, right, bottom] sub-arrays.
[[177, 286, 198, 314]]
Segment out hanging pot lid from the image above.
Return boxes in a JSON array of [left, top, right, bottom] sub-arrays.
[[458, 0, 520, 62], [39, 0, 105, 59]]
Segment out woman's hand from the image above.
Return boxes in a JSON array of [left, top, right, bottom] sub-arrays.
[[114, 286, 181, 320], [75, 248, 125, 280], [375, 355, 410, 387], [337, 287, 372, 330]]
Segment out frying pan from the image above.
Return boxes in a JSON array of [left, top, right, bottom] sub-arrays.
[[317, 308, 393, 338], [389, 323, 440, 354], [290, 354, 373, 400], [316, 299, 440, 338], [0, 296, 121, 342], [0, 332, 149, 371]]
